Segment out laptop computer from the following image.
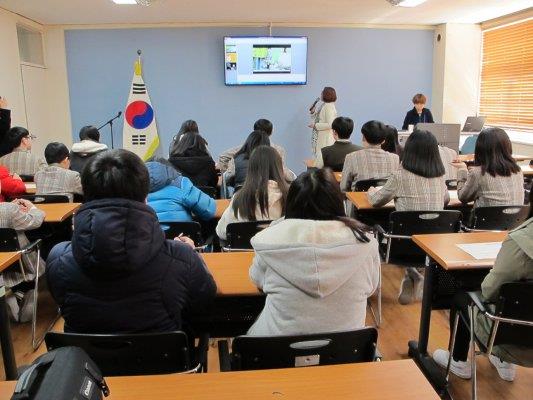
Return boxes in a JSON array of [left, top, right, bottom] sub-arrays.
[[462, 116, 486, 132], [416, 123, 461, 152]]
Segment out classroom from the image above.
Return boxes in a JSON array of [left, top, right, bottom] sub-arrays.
[[0, 0, 531, 399]]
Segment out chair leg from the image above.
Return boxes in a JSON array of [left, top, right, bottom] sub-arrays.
[[446, 311, 460, 382], [469, 304, 477, 400]]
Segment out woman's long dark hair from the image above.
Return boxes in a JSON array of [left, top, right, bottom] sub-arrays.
[[232, 145, 288, 221], [285, 169, 370, 242], [382, 125, 403, 158], [234, 131, 270, 160], [171, 131, 210, 157], [474, 127, 520, 177], [402, 130, 445, 178]]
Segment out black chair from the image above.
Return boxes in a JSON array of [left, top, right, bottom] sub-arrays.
[[446, 282, 533, 400], [372, 210, 462, 326], [465, 205, 530, 231], [15, 194, 70, 204], [19, 175, 34, 183], [197, 186, 217, 199], [354, 178, 388, 192], [223, 220, 272, 251], [161, 221, 206, 250], [218, 328, 379, 371], [0, 229, 55, 349], [45, 331, 204, 376]]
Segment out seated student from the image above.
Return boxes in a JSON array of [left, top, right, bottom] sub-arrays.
[[0, 198, 45, 322], [315, 116, 362, 171], [433, 190, 533, 381], [227, 131, 270, 189], [0, 127, 46, 176], [70, 126, 108, 174], [46, 149, 217, 333], [216, 145, 287, 241], [381, 125, 403, 158], [438, 145, 458, 182], [368, 130, 449, 305], [247, 168, 380, 336], [0, 165, 26, 201], [168, 122, 218, 188], [219, 119, 286, 172], [34, 142, 83, 202], [169, 119, 199, 151], [402, 93, 434, 131], [455, 128, 523, 207], [146, 159, 215, 223], [340, 120, 400, 191]]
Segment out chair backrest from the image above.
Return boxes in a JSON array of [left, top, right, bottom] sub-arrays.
[[161, 221, 203, 244], [470, 205, 530, 231], [226, 220, 272, 250], [0, 228, 21, 252], [230, 328, 378, 371], [491, 281, 533, 348], [16, 194, 70, 204], [45, 331, 192, 376], [197, 186, 217, 199], [354, 178, 388, 192], [389, 210, 462, 260]]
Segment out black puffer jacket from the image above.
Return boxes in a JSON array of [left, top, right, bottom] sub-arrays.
[[169, 149, 218, 188], [46, 198, 217, 333]]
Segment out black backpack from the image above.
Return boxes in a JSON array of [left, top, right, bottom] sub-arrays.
[[11, 347, 109, 400]]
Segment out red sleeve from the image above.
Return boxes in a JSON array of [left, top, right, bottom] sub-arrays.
[[0, 166, 26, 197]]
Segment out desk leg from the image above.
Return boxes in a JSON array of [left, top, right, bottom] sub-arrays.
[[0, 283, 18, 380], [408, 259, 449, 398]]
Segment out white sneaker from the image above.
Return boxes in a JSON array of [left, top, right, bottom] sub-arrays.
[[6, 295, 19, 323], [19, 289, 35, 323], [398, 275, 414, 305], [489, 354, 516, 382], [433, 349, 472, 379]]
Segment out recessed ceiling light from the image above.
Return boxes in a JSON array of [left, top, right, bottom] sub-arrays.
[[386, 0, 428, 7], [112, 0, 137, 4]]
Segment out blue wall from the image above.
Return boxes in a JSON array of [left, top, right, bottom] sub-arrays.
[[65, 27, 434, 173]]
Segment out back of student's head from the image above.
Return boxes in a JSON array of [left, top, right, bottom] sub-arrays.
[[332, 117, 354, 139], [232, 145, 288, 221], [382, 125, 402, 156], [178, 120, 199, 136], [253, 119, 273, 136], [5, 127, 29, 151], [82, 149, 149, 203], [402, 129, 445, 178], [474, 127, 520, 177], [236, 130, 270, 159], [79, 126, 100, 142], [171, 131, 209, 157], [285, 169, 370, 242], [44, 142, 69, 165], [361, 120, 386, 145]]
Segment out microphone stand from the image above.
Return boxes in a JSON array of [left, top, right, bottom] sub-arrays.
[[98, 112, 122, 149]]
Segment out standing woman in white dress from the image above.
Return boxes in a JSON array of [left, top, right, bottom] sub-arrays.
[[309, 86, 338, 161]]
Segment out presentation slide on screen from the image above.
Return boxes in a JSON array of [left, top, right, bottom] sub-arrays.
[[224, 37, 308, 85]]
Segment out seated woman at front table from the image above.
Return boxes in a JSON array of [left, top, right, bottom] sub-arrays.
[[247, 168, 380, 336], [455, 127, 523, 207], [216, 145, 287, 241], [146, 159, 215, 225], [368, 130, 449, 305], [402, 93, 434, 131]]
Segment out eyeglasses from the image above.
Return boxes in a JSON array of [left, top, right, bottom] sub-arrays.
[[24, 135, 37, 140]]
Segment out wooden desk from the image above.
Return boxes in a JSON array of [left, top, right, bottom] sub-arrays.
[[201, 252, 259, 296], [412, 231, 508, 270], [0, 360, 439, 400], [522, 164, 533, 177], [0, 252, 22, 380], [457, 153, 531, 163], [215, 199, 230, 219], [36, 203, 81, 223], [346, 190, 464, 211], [408, 231, 507, 395], [24, 182, 36, 194]]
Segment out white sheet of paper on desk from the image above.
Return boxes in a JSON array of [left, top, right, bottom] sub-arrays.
[[456, 242, 502, 260], [449, 190, 458, 200]]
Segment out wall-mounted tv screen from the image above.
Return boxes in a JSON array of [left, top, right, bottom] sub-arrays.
[[224, 36, 308, 86]]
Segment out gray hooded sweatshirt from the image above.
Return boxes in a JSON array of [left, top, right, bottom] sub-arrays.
[[247, 218, 380, 336]]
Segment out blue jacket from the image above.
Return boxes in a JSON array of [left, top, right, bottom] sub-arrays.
[[146, 162, 215, 222], [46, 198, 217, 333]]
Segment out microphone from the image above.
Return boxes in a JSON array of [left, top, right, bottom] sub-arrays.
[[117, 111, 122, 118], [309, 97, 320, 112]]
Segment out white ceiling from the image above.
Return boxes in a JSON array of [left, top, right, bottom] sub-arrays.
[[0, 0, 531, 26]]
